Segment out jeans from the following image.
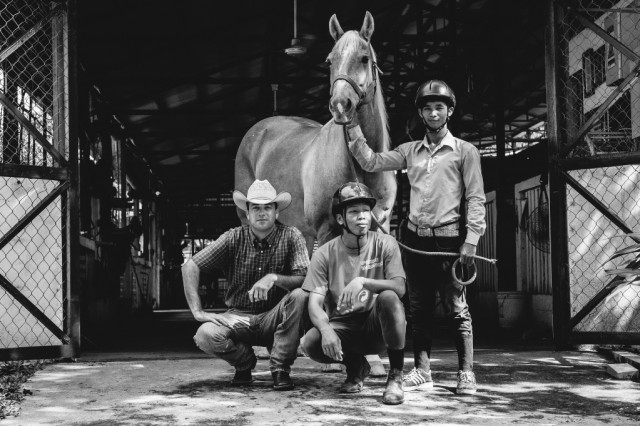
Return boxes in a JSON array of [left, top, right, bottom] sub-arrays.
[[193, 288, 308, 373], [402, 227, 473, 370], [303, 290, 405, 364]]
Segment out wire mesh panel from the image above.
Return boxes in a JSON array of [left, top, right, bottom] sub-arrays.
[[554, 0, 640, 340], [560, 0, 640, 159], [0, 177, 63, 347], [566, 166, 640, 332], [0, 1, 67, 165], [0, 1, 74, 358]]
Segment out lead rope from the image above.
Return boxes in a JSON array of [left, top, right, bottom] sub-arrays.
[[339, 124, 497, 286]]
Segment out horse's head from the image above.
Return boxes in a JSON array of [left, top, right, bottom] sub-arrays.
[[327, 11, 379, 125]]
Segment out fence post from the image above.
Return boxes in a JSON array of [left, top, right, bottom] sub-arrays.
[[545, 0, 572, 349]]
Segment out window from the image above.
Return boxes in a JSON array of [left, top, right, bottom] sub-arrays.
[[606, 22, 616, 69], [582, 46, 606, 97]]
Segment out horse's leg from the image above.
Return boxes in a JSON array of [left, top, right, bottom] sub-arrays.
[[315, 220, 339, 248], [304, 235, 315, 259], [234, 129, 263, 224]]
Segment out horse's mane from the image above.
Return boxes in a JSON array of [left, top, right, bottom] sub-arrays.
[[333, 31, 390, 151]]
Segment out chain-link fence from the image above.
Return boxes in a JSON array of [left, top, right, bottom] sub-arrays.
[[560, 0, 640, 158], [557, 0, 640, 334], [1, 1, 67, 166], [0, 1, 70, 352], [566, 166, 640, 332], [0, 177, 63, 347]]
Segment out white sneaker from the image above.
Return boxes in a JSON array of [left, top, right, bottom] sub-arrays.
[[402, 367, 433, 391], [456, 370, 477, 395]]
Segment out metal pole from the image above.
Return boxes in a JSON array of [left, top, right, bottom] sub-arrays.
[[64, 0, 81, 356], [545, 0, 572, 350]]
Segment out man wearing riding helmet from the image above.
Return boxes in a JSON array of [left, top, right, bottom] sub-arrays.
[[346, 80, 486, 395], [302, 182, 407, 405]]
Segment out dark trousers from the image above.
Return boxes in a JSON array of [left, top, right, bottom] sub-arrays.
[[403, 227, 473, 371], [303, 290, 405, 363], [193, 288, 309, 373]]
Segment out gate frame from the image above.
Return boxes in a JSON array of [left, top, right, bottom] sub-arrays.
[[546, 0, 640, 349], [0, 0, 80, 361]]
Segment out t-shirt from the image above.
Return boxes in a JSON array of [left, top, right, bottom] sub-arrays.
[[302, 231, 405, 318]]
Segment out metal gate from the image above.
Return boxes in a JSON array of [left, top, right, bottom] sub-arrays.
[[0, 1, 79, 360], [547, 0, 640, 346]]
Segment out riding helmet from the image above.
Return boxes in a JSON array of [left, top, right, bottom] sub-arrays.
[[415, 79, 456, 109], [331, 182, 377, 217]]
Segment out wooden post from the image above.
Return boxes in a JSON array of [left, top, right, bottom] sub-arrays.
[[545, 0, 572, 350], [494, 0, 517, 292]]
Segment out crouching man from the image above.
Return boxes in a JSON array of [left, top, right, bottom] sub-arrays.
[[182, 179, 310, 390], [302, 182, 407, 405]]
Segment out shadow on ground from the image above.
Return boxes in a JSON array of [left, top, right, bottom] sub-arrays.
[[3, 312, 640, 425]]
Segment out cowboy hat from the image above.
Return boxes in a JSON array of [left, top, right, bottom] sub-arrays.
[[233, 179, 292, 212]]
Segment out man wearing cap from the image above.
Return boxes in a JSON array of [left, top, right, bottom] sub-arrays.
[[302, 182, 407, 405], [345, 80, 486, 395], [182, 179, 310, 391]]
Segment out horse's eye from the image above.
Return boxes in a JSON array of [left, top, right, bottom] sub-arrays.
[[362, 56, 369, 64], [326, 58, 332, 65]]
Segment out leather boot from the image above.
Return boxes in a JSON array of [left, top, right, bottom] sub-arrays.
[[272, 371, 294, 391], [339, 355, 371, 393], [382, 368, 404, 405]]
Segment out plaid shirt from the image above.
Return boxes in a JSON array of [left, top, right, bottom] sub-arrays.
[[191, 222, 309, 312]]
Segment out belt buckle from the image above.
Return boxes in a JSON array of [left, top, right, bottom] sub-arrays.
[[417, 226, 431, 237]]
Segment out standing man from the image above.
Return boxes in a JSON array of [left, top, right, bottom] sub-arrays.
[[346, 80, 486, 395], [302, 182, 407, 405], [182, 179, 310, 391]]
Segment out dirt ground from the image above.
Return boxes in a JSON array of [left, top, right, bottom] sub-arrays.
[[2, 343, 640, 426]]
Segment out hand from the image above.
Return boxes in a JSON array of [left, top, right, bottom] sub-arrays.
[[337, 277, 365, 313], [248, 273, 277, 303], [346, 123, 364, 141], [320, 327, 343, 361], [460, 242, 476, 266]]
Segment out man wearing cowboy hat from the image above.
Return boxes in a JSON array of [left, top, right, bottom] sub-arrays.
[[183, 179, 310, 391]]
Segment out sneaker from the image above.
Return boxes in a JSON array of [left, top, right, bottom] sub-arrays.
[[339, 357, 371, 393], [402, 367, 433, 391], [456, 370, 477, 395]]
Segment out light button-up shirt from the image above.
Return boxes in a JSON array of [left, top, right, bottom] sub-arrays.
[[348, 127, 486, 245]]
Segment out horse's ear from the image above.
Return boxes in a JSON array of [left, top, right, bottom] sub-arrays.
[[329, 14, 344, 41], [360, 11, 375, 41]]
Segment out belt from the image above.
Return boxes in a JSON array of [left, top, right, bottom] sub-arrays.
[[406, 220, 459, 237]]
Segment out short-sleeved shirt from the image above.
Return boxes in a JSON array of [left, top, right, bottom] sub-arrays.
[[191, 222, 309, 312], [302, 232, 405, 318]]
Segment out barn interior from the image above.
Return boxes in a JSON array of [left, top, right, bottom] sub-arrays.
[[3, 0, 639, 359], [69, 0, 550, 350]]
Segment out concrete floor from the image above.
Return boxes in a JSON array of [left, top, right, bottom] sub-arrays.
[[3, 343, 640, 425]]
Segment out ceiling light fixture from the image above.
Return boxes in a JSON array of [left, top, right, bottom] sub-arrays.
[[285, 0, 306, 57]]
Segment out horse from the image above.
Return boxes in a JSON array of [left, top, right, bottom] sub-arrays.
[[234, 11, 397, 256]]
